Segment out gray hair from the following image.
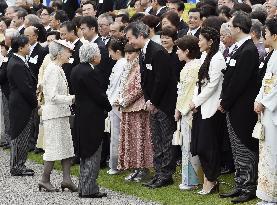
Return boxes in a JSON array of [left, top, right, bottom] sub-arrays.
[[5, 28, 19, 38], [98, 13, 114, 25], [250, 19, 263, 39], [125, 22, 149, 38], [220, 22, 232, 35], [49, 41, 67, 61], [251, 4, 267, 13], [79, 43, 100, 63], [25, 14, 40, 25]]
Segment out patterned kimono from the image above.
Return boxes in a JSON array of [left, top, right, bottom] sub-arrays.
[[176, 59, 203, 188], [255, 49, 277, 203]]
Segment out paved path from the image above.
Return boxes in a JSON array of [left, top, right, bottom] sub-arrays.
[[0, 149, 159, 205]]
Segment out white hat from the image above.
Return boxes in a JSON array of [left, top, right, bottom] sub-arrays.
[[53, 39, 75, 51]]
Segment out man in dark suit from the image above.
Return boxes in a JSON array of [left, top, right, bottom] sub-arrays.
[[126, 22, 177, 188], [7, 35, 37, 176], [150, 0, 168, 17], [183, 8, 202, 38], [95, 0, 114, 16], [13, 8, 28, 35], [97, 13, 113, 45], [24, 26, 48, 152], [167, 0, 189, 32], [219, 12, 259, 204], [62, 0, 80, 20], [80, 16, 115, 168]]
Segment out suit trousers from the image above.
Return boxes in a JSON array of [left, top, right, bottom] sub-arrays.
[[28, 108, 39, 150], [109, 107, 121, 170], [226, 113, 258, 193], [10, 116, 33, 174], [150, 110, 176, 179], [1, 94, 10, 144], [79, 143, 102, 196]]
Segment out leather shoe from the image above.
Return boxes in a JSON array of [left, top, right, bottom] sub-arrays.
[[148, 178, 174, 189], [220, 188, 242, 198], [24, 168, 34, 173], [142, 176, 159, 187], [79, 192, 107, 198], [11, 170, 35, 176], [231, 192, 256, 204], [34, 148, 44, 154]]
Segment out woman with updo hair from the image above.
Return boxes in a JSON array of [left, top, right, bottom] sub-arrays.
[[142, 15, 161, 44], [106, 37, 128, 175], [39, 40, 77, 192], [174, 35, 203, 190], [189, 27, 226, 195]]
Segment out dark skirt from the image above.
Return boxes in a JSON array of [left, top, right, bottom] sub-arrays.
[[191, 109, 224, 181]]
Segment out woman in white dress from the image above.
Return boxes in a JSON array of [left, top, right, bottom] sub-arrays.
[[39, 40, 77, 192], [254, 18, 277, 205]]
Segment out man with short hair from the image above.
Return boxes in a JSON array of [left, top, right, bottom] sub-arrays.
[[109, 22, 124, 38], [12, 8, 27, 34], [186, 8, 202, 38], [5, 6, 18, 18], [24, 14, 40, 28], [82, 1, 97, 17], [126, 22, 177, 189], [150, 0, 168, 17], [222, 0, 236, 9], [98, 13, 113, 45], [167, 0, 188, 32], [219, 11, 259, 204], [40, 6, 54, 32], [265, 0, 277, 19], [49, 10, 68, 31]]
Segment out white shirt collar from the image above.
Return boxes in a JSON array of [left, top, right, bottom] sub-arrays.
[[14, 53, 26, 63], [188, 27, 200, 36], [91, 34, 99, 43], [73, 38, 80, 45], [142, 39, 151, 54], [145, 6, 152, 14], [235, 35, 251, 49], [45, 25, 50, 31], [29, 42, 38, 56], [156, 6, 166, 15], [17, 24, 24, 32]]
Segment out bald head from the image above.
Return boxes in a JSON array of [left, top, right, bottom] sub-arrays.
[[24, 26, 38, 45]]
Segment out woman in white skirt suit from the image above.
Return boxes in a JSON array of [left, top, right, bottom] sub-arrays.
[[39, 40, 77, 192]]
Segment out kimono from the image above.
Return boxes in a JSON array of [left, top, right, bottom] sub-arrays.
[[255, 49, 277, 203]]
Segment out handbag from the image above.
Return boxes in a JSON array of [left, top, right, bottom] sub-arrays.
[[252, 114, 265, 140], [172, 119, 183, 145]]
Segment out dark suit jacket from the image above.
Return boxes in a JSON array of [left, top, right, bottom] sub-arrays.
[[178, 19, 189, 32], [28, 43, 48, 82], [63, 39, 83, 94], [221, 39, 259, 152], [96, 0, 114, 16], [258, 50, 273, 87], [140, 40, 177, 117], [62, 0, 79, 19], [0, 51, 13, 99], [70, 63, 112, 158], [19, 27, 25, 35], [93, 36, 115, 90], [7, 54, 37, 140]]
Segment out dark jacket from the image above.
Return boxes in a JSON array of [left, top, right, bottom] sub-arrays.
[[63, 39, 83, 94], [93, 36, 115, 90], [0, 51, 13, 98], [71, 63, 112, 158], [7, 54, 37, 140], [258, 50, 273, 87], [221, 39, 259, 152], [169, 46, 184, 81], [28, 43, 48, 82], [139, 40, 177, 117]]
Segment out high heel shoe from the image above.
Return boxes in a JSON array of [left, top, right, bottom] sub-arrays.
[[38, 182, 59, 192], [61, 181, 78, 192], [197, 182, 219, 195]]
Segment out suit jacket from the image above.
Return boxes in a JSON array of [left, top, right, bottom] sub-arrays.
[[221, 39, 259, 152], [62, 0, 79, 19], [28, 43, 48, 82], [0, 51, 13, 98], [70, 63, 112, 158], [63, 39, 83, 94], [7, 54, 37, 140], [184, 28, 201, 38], [19, 27, 25, 35], [93, 37, 115, 90], [178, 19, 189, 32], [140, 40, 177, 117], [258, 50, 273, 87], [96, 0, 114, 16]]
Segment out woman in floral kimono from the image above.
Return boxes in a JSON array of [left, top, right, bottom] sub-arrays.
[[117, 44, 153, 182], [174, 35, 203, 190], [254, 18, 277, 205]]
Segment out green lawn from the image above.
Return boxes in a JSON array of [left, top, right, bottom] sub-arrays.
[[26, 151, 258, 205]]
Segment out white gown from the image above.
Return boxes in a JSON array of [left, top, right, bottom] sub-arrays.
[[256, 50, 277, 203]]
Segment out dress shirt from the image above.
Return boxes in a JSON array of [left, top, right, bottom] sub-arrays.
[[90, 34, 99, 43], [14, 53, 26, 63], [29, 42, 38, 57], [187, 27, 200, 36], [156, 6, 166, 15], [17, 25, 24, 32], [142, 39, 151, 54], [234, 36, 251, 50]]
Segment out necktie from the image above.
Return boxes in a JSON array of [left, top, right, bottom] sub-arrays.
[[223, 47, 229, 60], [229, 45, 238, 57]]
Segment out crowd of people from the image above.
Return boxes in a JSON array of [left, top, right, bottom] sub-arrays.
[[0, 0, 276, 204]]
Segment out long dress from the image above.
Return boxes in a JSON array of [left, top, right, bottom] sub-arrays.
[[42, 62, 75, 161], [118, 58, 153, 170], [256, 49, 277, 203], [176, 59, 203, 187]]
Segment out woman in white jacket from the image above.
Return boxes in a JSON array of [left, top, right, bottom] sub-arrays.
[[39, 40, 77, 192], [189, 27, 226, 195]]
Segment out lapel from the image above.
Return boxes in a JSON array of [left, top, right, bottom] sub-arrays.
[[13, 54, 38, 82], [144, 40, 154, 64], [30, 43, 39, 58], [230, 39, 252, 60]]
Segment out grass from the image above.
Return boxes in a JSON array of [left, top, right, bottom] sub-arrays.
[[26, 151, 258, 205]]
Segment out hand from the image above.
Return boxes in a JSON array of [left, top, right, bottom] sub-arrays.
[[254, 102, 264, 114], [174, 109, 181, 121], [113, 99, 120, 106], [189, 101, 195, 110]]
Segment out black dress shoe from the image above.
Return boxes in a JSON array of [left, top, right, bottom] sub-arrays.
[[79, 192, 107, 198], [231, 192, 256, 204], [221, 166, 235, 175], [142, 176, 159, 187], [11, 170, 35, 176], [149, 178, 174, 189], [24, 168, 34, 173], [34, 148, 44, 154], [220, 188, 242, 198]]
